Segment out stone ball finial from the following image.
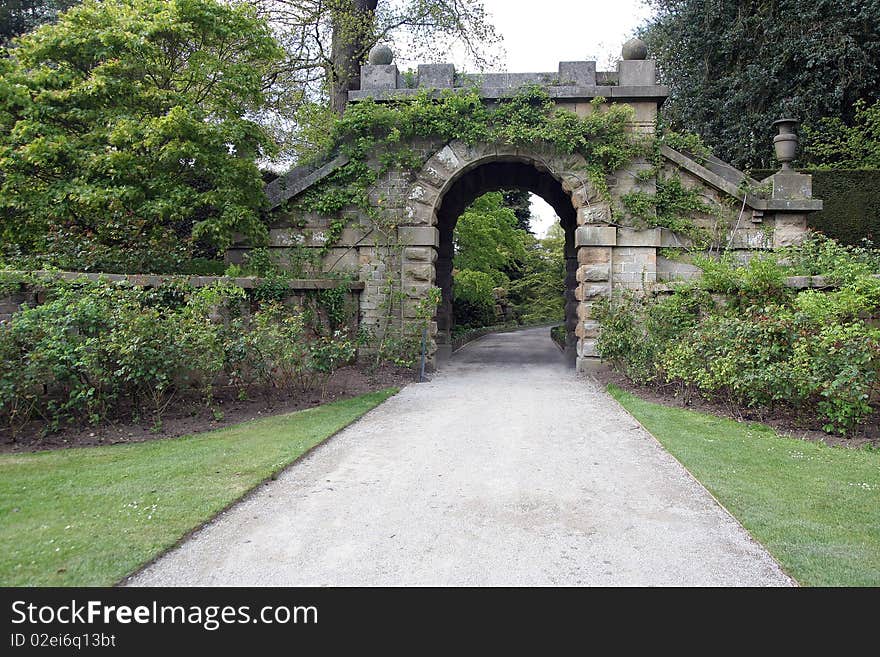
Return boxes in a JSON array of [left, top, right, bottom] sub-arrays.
[[368, 44, 394, 65], [622, 37, 648, 60]]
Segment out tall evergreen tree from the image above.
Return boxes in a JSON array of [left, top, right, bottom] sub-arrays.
[[641, 0, 880, 170]]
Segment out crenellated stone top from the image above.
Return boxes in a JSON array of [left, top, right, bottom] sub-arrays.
[[350, 59, 667, 103]]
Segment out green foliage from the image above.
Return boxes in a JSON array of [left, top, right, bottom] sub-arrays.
[[452, 269, 496, 329], [0, 277, 357, 436], [507, 224, 566, 324], [594, 240, 880, 434], [501, 189, 533, 233], [451, 192, 565, 327], [453, 192, 527, 284], [0, 0, 284, 260], [804, 99, 880, 169], [693, 252, 790, 304], [642, 0, 880, 170], [296, 86, 638, 232], [779, 232, 880, 284]]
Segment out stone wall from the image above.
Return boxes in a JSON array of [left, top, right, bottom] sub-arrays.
[[0, 272, 364, 329]]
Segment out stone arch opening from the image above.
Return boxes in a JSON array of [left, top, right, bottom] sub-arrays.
[[430, 156, 582, 365]]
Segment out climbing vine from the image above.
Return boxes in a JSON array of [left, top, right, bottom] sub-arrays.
[[292, 85, 643, 237], [619, 126, 741, 251]]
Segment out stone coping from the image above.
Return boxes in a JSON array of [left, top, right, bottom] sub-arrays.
[[652, 274, 879, 293], [349, 85, 669, 103], [0, 270, 365, 291]]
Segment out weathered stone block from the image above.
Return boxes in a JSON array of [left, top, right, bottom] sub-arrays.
[[616, 228, 661, 247], [398, 226, 440, 247], [407, 182, 440, 207], [617, 59, 656, 86], [772, 172, 812, 200], [773, 217, 809, 247], [577, 246, 612, 266], [575, 226, 616, 247], [361, 64, 399, 90], [575, 283, 608, 301], [404, 247, 437, 263], [558, 61, 597, 86], [578, 204, 611, 225], [580, 320, 600, 339], [418, 64, 454, 88], [404, 263, 434, 283], [578, 339, 599, 358], [576, 264, 610, 282]]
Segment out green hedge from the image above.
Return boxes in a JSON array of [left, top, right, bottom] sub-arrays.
[[752, 169, 880, 245]]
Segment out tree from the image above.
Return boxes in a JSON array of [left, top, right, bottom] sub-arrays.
[[501, 188, 532, 233], [641, 0, 880, 170], [0, 0, 284, 259], [0, 0, 79, 46], [453, 192, 528, 285], [507, 223, 565, 323], [248, 0, 501, 154]]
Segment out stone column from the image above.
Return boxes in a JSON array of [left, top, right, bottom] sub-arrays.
[[574, 223, 616, 372], [396, 226, 440, 366]]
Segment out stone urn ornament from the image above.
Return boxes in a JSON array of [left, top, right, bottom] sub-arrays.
[[773, 118, 799, 170]]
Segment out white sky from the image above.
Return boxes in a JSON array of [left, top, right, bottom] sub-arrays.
[[479, 0, 653, 73], [444, 0, 655, 236]]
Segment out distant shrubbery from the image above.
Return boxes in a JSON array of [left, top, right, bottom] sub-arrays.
[[593, 234, 880, 434], [0, 276, 356, 437]]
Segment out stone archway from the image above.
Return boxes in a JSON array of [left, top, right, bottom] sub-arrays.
[[256, 55, 820, 374], [400, 140, 609, 367]]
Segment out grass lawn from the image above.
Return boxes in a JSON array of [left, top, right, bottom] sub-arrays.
[[608, 384, 880, 586], [0, 388, 397, 586]]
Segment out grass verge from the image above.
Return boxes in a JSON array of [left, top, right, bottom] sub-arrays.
[[608, 384, 880, 586], [0, 388, 397, 586]]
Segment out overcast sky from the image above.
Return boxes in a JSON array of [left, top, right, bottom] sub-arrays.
[[456, 0, 655, 235], [480, 0, 653, 73]]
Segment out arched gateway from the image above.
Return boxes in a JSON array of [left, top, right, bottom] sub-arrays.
[[232, 43, 821, 371]]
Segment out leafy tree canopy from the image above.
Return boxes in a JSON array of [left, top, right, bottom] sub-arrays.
[[453, 191, 565, 326], [453, 192, 528, 286], [0, 0, 284, 256], [641, 0, 880, 170]]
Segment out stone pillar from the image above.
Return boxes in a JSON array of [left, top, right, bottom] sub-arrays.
[[574, 224, 616, 373], [770, 171, 813, 247], [393, 226, 440, 366]]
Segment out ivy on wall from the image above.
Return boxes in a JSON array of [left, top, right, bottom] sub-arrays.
[[290, 86, 643, 239]]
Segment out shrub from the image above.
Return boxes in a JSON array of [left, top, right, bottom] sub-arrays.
[[0, 277, 357, 437], [594, 240, 880, 434]]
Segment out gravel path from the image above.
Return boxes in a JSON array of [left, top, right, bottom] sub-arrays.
[[128, 327, 792, 586]]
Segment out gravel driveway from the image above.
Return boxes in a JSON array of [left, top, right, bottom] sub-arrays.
[[127, 327, 792, 586]]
